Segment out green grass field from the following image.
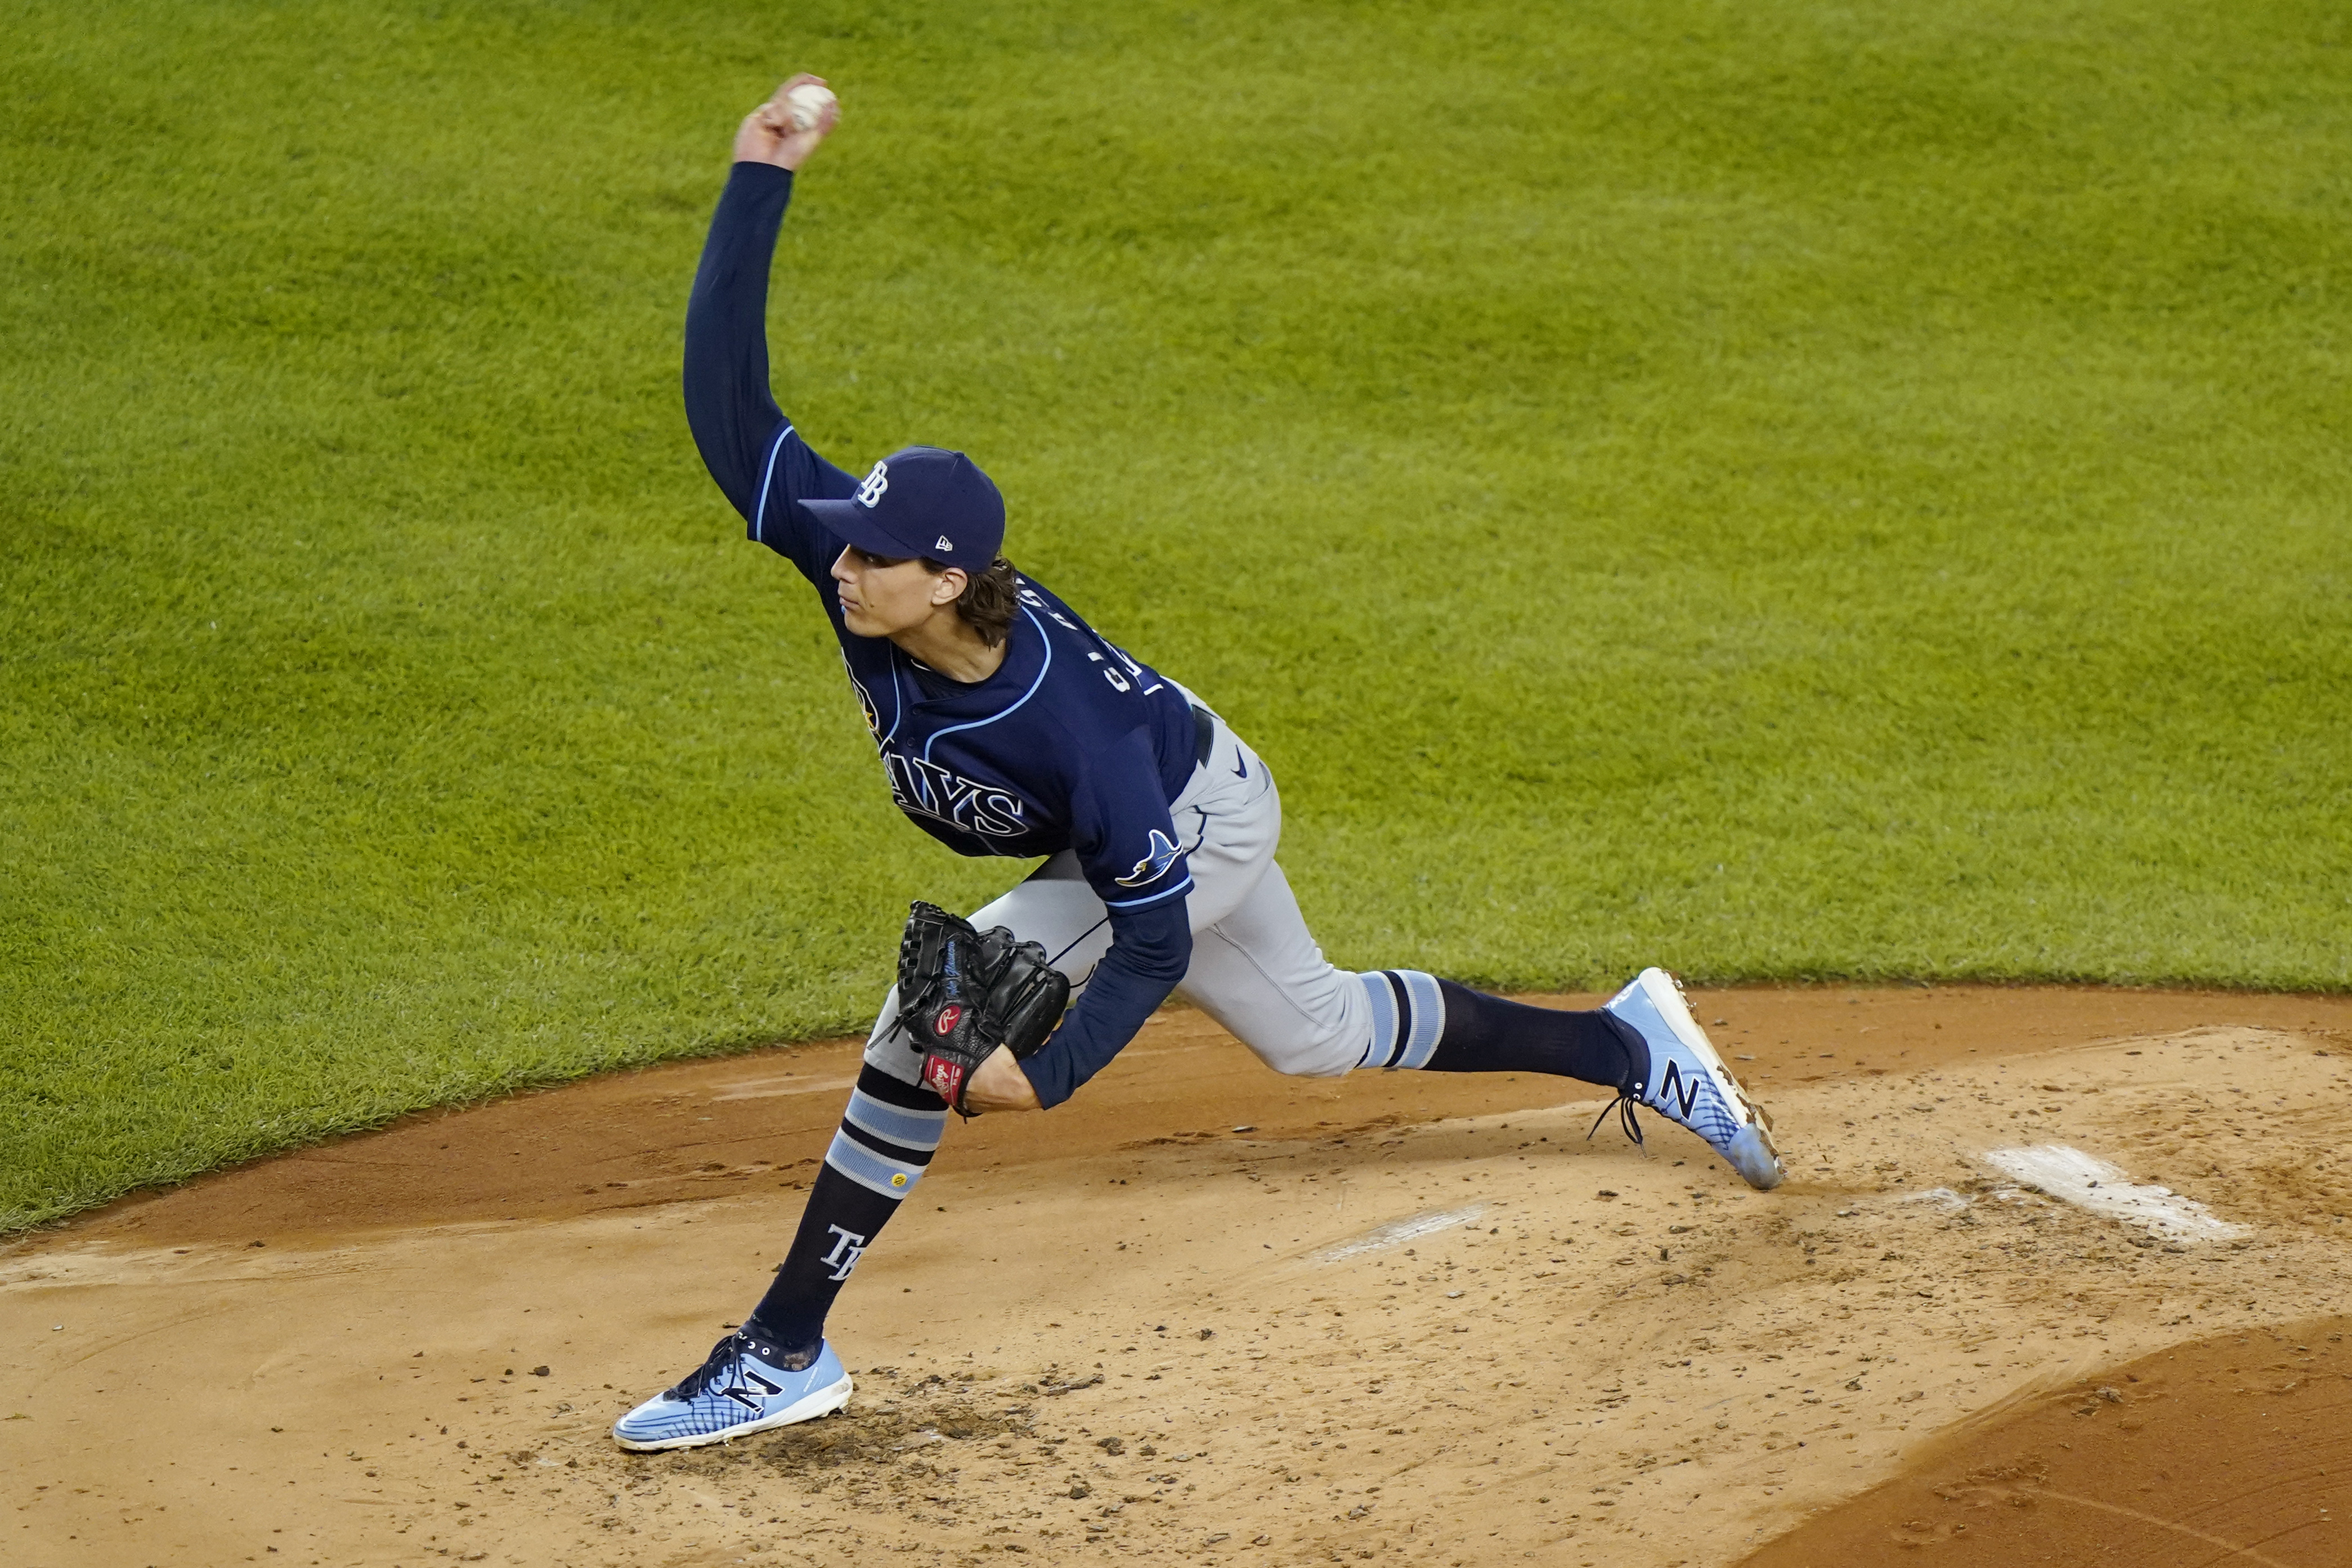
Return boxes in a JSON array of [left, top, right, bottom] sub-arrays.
[[6, 0, 2349, 1231]]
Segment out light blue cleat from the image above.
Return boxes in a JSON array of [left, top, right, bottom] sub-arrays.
[[1602, 967, 1785, 1190], [612, 1333, 853, 1451]]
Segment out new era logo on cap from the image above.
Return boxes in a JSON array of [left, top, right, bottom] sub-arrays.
[[805, 446, 1004, 565]]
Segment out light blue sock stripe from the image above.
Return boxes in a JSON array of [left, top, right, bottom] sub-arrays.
[[845, 1090, 947, 1152], [1394, 971, 1446, 1069], [1355, 971, 1399, 1069], [825, 1130, 926, 1199]]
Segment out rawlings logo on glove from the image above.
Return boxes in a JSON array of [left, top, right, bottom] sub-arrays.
[[895, 901, 1070, 1115]]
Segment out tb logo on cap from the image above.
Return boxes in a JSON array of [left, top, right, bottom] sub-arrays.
[[855, 460, 889, 508]]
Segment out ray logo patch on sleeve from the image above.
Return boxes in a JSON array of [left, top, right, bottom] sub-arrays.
[[1115, 827, 1182, 887]]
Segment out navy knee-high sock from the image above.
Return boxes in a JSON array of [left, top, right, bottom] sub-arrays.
[[741, 1065, 946, 1366], [1353, 970, 1641, 1089]]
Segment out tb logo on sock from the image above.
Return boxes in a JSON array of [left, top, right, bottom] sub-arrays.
[[821, 1224, 868, 1281]]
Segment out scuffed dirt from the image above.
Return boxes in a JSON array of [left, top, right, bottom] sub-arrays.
[[6, 988, 2352, 1567]]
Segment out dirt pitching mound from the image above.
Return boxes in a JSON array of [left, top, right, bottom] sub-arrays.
[[5, 985, 2350, 1567], [1735, 1317, 2352, 1566]]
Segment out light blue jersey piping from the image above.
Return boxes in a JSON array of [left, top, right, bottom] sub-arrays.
[[751, 424, 794, 544], [919, 607, 1054, 761], [1103, 876, 1194, 910]]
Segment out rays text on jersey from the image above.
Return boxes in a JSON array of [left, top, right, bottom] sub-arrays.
[[882, 753, 1030, 837]]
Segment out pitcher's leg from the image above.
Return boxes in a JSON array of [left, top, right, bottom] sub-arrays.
[[739, 1065, 947, 1361], [1173, 858, 1638, 1092], [1175, 861, 1375, 1077], [819, 853, 1114, 1339], [1175, 858, 1630, 1083], [1177, 881, 1781, 1186], [617, 859, 1128, 1451], [609, 1058, 934, 1451]]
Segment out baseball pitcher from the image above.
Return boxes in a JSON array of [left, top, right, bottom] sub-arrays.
[[611, 77, 1785, 1451]]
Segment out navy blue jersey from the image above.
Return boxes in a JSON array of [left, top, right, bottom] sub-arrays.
[[750, 444, 1198, 913], [683, 162, 1195, 1104]]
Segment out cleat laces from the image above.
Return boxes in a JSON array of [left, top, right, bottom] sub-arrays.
[[1588, 1090, 1646, 1150], [665, 1334, 751, 1402], [1586, 1014, 1651, 1151]]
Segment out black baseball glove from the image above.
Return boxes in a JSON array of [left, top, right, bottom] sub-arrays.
[[895, 901, 1070, 1114]]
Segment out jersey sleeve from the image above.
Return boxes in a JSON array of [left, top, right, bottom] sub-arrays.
[[1065, 727, 1194, 912], [1014, 724, 1197, 1107], [682, 162, 862, 585], [1019, 896, 1190, 1108]]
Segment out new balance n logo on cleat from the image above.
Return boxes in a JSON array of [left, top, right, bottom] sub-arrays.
[[611, 1335, 854, 1450], [723, 1370, 784, 1411], [1658, 1060, 1704, 1122], [1601, 966, 1786, 1190]]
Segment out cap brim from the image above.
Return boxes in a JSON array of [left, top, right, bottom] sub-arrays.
[[800, 496, 932, 561]]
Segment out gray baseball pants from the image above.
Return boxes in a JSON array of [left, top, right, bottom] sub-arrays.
[[859, 703, 1403, 1087]]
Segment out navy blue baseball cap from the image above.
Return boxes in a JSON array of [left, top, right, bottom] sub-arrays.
[[803, 446, 1005, 565]]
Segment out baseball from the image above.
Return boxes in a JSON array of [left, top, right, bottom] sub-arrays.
[[784, 82, 836, 133]]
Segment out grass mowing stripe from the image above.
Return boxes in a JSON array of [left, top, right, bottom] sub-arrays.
[[4, 0, 2349, 1229]]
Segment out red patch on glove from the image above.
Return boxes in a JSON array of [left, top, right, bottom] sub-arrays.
[[922, 1054, 967, 1104]]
